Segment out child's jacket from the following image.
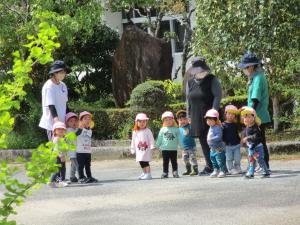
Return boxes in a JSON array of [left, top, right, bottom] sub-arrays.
[[131, 128, 155, 162], [156, 126, 181, 151]]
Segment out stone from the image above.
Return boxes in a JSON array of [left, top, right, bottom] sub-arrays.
[[112, 25, 172, 107]]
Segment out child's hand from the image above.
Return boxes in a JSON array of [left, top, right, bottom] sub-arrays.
[[60, 154, 66, 162], [242, 137, 248, 143]]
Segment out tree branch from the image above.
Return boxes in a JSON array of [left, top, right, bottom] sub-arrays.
[[2, 2, 27, 22]]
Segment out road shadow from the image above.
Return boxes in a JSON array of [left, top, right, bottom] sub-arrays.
[[268, 169, 300, 179]]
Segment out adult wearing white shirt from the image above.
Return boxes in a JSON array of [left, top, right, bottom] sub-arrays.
[[39, 60, 71, 140]]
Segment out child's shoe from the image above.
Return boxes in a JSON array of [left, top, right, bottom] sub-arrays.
[[70, 177, 78, 183], [244, 172, 254, 179], [209, 169, 219, 178], [57, 181, 69, 188], [217, 171, 226, 178], [230, 169, 239, 175], [199, 167, 213, 176], [161, 172, 168, 179], [189, 165, 198, 176], [85, 177, 98, 183], [48, 182, 58, 188], [173, 171, 180, 178], [138, 173, 145, 179], [260, 173, 270, 178], [78, 177, 88, 184], [235, 166, 243, 174], [141, 173, 152, 180], [182, 164, 191, 175]]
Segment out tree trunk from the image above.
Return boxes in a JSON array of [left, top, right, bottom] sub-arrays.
[[272, 95, 280, 133]]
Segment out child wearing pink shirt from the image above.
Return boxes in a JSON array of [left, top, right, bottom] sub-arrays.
[[131, 113, 155, 180]]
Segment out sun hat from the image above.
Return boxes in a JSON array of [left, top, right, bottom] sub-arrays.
[[189, 57, 210, 75], [225, 105, 239, 114], [237, 52, 261, 69], [176, 110, 187, 119], [161, 111, 174, 120], [204, 109, 219, 119], [135, 113, 149, 122], [79, 111, 92, 120], [52, 121, 66, 132], [65, 112, 78, 123], [49, 60, 71, 75], [240, 106, 261, 125]]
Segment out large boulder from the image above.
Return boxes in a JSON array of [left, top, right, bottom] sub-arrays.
[[112, 25, 173, 107]]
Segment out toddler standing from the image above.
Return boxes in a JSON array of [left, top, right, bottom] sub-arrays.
[[241, 107, 270, 179], [49, 121, 69, 187], [65, 112, 79, 182], [76, 111, 98, 183], [131, 113, 155, 180], [176, 110, 198, 176], [156, 111, 181, 178], [222, 105, 242, 175], [205, 109, 226, 178]]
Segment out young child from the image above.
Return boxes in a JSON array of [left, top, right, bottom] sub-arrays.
[[205, 109, 226, 178], [176, 110, 198, 176], [241, 107, 270, 179], [49, 121, 69, 188], [65, 112, 79, 183], [76, 111, 98, 183], [130, 113, 155, 180], [156, 111, 181, 178], [222, 105, 242, 175]]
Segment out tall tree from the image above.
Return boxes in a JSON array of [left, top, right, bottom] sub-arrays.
[[193, 0, 300, 132]]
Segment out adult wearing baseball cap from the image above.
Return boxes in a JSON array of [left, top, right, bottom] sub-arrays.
[[238, 52, 271, 170], [185, 57, 222, 175], [39, 60, 71, 140]]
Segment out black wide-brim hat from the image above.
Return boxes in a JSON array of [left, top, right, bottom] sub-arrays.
[[48, 60, 71, 74], [237, 52, 262, 69]]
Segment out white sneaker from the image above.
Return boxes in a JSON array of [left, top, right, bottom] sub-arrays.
[[57, 181, 69, 188], [48, 182, 58, 188], [217, 171, 226, 178], [230, 169, 239, 175], [235, 166, 243, 174], [210, 169, 219, 178], [138, 173, 145, 180], [140, 173, 152, 180]]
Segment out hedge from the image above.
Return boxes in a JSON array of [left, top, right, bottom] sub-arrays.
[[70, 95, 248, 140]]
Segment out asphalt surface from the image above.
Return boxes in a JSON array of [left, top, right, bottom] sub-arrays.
[[11, 159, 300, 225]]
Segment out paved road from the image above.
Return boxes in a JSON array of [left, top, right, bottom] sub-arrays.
[[12, 159, 300, 225]]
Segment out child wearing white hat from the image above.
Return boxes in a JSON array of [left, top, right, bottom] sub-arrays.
[[130, 113, 155, 180]]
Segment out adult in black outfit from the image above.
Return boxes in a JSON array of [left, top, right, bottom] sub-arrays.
[[185, 57, 222, 175]]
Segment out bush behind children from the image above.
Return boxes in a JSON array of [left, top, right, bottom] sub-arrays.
[[49, 111, 98, 188], [49, 106, 270, 188]]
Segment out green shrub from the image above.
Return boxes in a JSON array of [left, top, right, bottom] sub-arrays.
[[162, 80, 183, 104], [220, 95, 247, 109], [128, 80, 168, 113]]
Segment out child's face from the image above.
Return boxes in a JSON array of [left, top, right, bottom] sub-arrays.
[[163, 117, 174, 126], [55, 128, 65, 137], [243, 114, 255, 126], [206, 118, 216, 126], [225, 112, 236, 122], [137, 120, 147, 129], [81, 115, 91, 128], [67, 117, 78, 129], [178, 117, 189, 127]]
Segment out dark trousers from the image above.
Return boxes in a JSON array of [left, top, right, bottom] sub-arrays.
[[77, 153, 92, 179], [51, 156, 66, 182], [139, 161, 150, 168], [260, 124, 270, 169], [199, 133, 213, 170], [162, 151, 178, 173]]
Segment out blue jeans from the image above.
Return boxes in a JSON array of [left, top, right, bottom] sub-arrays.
[[210, 149, 226, 172], [248, 144, 268, 175], [225, 144, 241, 171]]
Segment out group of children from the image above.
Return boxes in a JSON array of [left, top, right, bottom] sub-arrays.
[[48, 104, 270, 187], [131, 104, 270, 180], [49, 111, 98, 188]]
